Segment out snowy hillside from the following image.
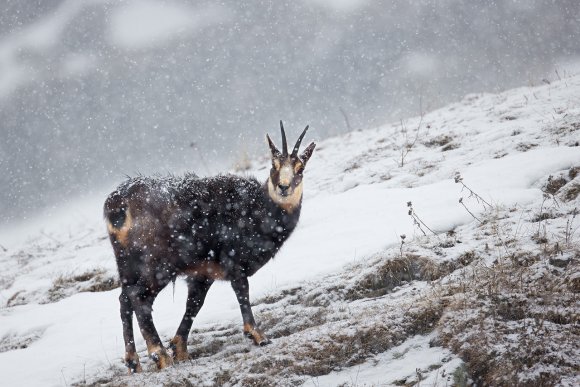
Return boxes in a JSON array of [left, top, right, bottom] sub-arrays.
[[1, 75, 579, 386]]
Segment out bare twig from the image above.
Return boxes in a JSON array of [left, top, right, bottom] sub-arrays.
[[398, 115, 424, 167], [407, 201, 438, 236], [397, 97, 426, 167], [459, 197, 482, 223], [454, 173, 492, 209], [564, 208, 578, 245]]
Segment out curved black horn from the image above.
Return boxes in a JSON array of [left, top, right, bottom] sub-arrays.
[[291, 125, 309, 156], [280, 120, 288, 156]]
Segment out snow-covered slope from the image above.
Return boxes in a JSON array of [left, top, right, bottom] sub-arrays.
[[0, 75, 579, 386]]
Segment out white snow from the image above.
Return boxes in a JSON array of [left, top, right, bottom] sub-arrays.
[[1, 74, 579, 386]]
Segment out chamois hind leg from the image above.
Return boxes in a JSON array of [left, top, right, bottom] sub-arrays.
[[119, 287, 142, 373], [125, 285, 173, 369], [231, 276, 271, 346], [170, 277, 214, 362]]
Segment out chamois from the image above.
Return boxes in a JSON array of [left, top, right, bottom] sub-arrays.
[[104, 122, 315, 372]]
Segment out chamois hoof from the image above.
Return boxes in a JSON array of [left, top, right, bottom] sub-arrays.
[[244, 327, 271, 346], [124, 352, 142, 374], [150, 348, 173, 369], [258, 338, 272, 346], [169, 336, 191, 362], [125, 359, 143, 374]]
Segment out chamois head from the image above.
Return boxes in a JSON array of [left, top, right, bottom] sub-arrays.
[[266, 121, 316, 212]]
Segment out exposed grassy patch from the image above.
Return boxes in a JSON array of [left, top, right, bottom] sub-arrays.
[[47, 268, 119, 303], [5, 290, 26, 307], [437, 246, 579, 386], [345, 253, 475, 301], [562, 183, 580, 201], [0, 329, 45, 353], [441, 142, 460, 152], [545, 175, 568, 195], [515, 142, 538, 152], [424, 134, 454, 148]]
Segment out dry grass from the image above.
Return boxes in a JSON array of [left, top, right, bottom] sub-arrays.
[[541, 165, 580, 202], [436, 218, 580, 386], [423, 134, 454, 148], [47, 268, 119, 303], [562, 183, 580, 201], [345, 253, 475, 301], [0, 329, 45, 353]]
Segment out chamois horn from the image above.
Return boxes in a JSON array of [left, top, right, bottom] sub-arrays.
[[292, 125, 310, 157], [280, 120, 288, 156]]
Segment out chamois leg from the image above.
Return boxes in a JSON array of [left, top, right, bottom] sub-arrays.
[[119, 288, 142, 373], [231, 277, 271, 346], [125, 285, 173, 369], [170, 277, 214, 362]]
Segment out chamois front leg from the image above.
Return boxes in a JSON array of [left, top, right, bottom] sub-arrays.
[[125, 285, 173, 370], [231, 276, 271, 346], [170, 277, 214, 362], [119, 288, 142, 373]]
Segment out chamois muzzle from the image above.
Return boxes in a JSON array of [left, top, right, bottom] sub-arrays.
[[278, 184, 290, 196]]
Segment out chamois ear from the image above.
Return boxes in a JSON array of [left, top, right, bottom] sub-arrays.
[[266, 134, 281, 159], [300, 142, 316, 166]]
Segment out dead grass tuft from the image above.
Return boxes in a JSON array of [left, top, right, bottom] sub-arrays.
[[516, 142, 538, 152], [290, 323, 400, 377], [345, 255, 420, 300], [254, 287, 301, 305], [47, 268, 119, 302], [544, 176, 568, 195], [424, 134, 453, 148], [346, 253, 475, 301], [5, 290, 26, 307], [0, 329, 45, 353], [441, 143, 460, 152], [562, 183, 580, 201]]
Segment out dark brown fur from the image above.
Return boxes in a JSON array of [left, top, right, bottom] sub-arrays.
[[104, 124, 315, 372]]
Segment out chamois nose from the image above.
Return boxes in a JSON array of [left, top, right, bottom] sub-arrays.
[[278, 184, 290, 194]]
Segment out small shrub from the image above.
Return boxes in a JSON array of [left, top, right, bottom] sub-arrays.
[[545, 175, 567, 195], [424, 134, 453, 148], [562, 183, 580, 201], [441, 142, 460, 152]]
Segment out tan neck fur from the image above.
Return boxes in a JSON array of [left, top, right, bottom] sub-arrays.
[[267, 178, 303, 213]]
